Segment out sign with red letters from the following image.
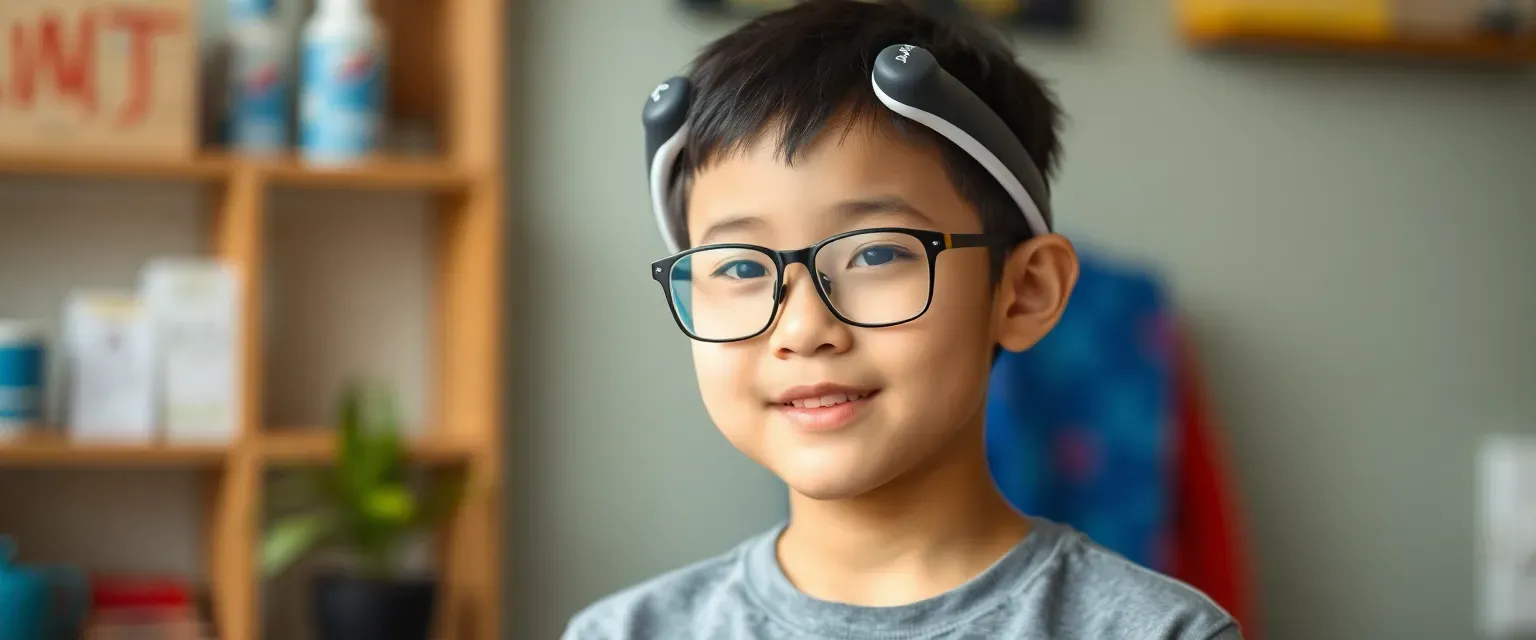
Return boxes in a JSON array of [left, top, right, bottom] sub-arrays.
[[0, 0, 196, 158]]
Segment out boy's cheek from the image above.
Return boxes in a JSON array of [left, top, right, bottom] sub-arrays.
[[691, 341, 749, 393], [691, 342, 762, 435]]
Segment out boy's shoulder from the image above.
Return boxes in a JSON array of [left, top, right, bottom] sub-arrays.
[[1041, 525, 1239, 639]]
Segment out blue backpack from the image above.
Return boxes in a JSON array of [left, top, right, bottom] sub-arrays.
[[985, 250, 1175, 570]]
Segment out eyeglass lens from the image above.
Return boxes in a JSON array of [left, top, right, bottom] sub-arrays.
[[667, 231, 934, 341]]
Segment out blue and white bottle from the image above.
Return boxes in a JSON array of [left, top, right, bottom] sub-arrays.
[[300, 0, 386, 165], [228, 0, 290, 155]]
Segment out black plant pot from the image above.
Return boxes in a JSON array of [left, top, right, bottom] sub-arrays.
[[313, 572, 438, 640]]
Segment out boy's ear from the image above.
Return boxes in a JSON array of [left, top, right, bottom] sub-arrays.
[[993, 233, 1078, 354]]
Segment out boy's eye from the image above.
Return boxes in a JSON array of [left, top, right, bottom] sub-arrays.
[[711, 260, 770, 280], [849, 245, 913, 268]]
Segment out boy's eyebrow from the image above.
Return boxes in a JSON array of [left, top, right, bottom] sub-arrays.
[[699, 215, 767, 245], [696, 195, 934, 245], [832, 195, 936, 226]]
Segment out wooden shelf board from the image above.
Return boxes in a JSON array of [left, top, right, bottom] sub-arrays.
[[0, 432, 228, 468], [258, 429, 472, 466], [0, 153, 231, 182], [0, 152, 478, 192], [253, 156, 477, 192], [1186, 26, 1536, 63]]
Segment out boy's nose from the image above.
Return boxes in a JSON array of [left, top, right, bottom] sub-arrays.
[[768, 265, 852, 359]]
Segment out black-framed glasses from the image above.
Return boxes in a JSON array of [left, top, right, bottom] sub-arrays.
[[650, 227, 1014, 343]]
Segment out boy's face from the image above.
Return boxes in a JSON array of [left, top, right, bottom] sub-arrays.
[[683, 122, 1060, 501]]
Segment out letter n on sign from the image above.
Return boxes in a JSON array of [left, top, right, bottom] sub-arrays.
[[0, 0, 196, 158]]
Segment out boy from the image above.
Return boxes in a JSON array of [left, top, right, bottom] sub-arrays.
[[565, 1, 1241, 638]]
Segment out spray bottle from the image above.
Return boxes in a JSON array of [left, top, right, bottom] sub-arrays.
[[300, 0, 387, 165], [228, 0, 291, 155]]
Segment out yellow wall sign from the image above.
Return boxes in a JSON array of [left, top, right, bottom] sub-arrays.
[[1181, 0, 1392, 40]]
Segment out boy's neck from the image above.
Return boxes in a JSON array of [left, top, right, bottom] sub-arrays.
[[776, 416, 1031, 607]]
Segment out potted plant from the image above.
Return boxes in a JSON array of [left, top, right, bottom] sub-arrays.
[[261, 381, 463, 640]]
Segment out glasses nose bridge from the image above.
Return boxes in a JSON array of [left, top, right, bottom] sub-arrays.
[[775, 246, 814, 272], [770, 246, 825, 306]]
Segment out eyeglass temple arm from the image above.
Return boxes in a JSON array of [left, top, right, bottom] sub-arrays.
[[945, 233, 1021, 249]]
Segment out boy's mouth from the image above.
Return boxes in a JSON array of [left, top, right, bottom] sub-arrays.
[[772, 384, 880, 432], [781, 390, 874, 408]]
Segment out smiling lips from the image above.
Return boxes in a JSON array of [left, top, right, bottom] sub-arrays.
[[773, 384, 879, 432]]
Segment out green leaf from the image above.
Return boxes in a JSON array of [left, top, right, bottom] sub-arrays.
[[336, 380, 405, 497], [366, 387, 405, 480], [338, 381, 366, 468], [262, 514, 336, 577], [363, 484, 417, 524]]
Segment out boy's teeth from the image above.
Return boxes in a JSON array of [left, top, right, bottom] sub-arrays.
[[789, 392, 867, 408]]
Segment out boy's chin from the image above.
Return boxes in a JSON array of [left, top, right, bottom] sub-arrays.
[[767, 438, 939, 502], [779, 465, 901, 502]]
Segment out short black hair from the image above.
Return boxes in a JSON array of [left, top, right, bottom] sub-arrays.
[[671, 0, 1064, 277]]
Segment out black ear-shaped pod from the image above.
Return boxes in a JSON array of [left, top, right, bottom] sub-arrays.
[[643, 77, 693, 254], [871, 44, 1052, 237]]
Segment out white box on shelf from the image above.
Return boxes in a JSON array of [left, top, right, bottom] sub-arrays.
[[62, 291, 156, 442], [142, 258, 241, 443]]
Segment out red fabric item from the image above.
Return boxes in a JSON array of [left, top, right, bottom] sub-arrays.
[[1168, 331, 1258, 637], [91, 576, 193, 611]]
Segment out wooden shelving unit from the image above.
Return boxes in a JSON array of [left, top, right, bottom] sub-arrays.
[[0, 430, 472, 469], [0, 432, 229, 468], [0, 153, 482, 191], [0, 0, 505, 637], [259, 430, 474, 466], [260, 157, 478, 192], [0, 153, 233, 182]]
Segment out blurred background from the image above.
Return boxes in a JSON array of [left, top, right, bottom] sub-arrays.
[[0, 0, 1533, 639]]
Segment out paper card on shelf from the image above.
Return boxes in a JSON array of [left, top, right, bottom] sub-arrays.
[[62, 291, 156, 442], [142, 258, 241, 443]]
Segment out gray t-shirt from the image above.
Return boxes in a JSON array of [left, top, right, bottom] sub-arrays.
[[563, 517, 1241, 639]]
